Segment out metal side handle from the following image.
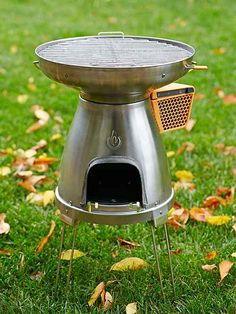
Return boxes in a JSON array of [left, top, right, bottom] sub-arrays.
[[183, 61, 208, 70], [33, 60, 41, 70], [98, 31, 124, 38]]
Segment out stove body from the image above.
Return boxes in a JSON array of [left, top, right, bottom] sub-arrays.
[[56, 96, 173, 226]]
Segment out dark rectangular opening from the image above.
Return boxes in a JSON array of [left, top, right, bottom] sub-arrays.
[[86, 163, 142, 205]]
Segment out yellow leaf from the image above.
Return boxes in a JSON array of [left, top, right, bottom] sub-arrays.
[[10, 45, 18, 54], [126, 302, 137, 314], [175, 170, 194, 183], [218, 260, 234, 284], [205, 251, 217, 260], [0, 213, 10, 235], [110, 257, 149, 271], [60, 249, 85, 260], [167, 151, 175, 158], [43, 190, 55, 206], [36, 220, 56, 253], [231, 252, 236, 258], [17, 94, 28, 104], [88, 281, 105, 306], [0, 166, 11, 176], [201, 264, 217, 271], [206, 216, 231, 225], [51, 133, 62, 141]]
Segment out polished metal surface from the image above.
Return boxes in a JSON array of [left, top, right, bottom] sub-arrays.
[[55, 97, 174, 225], [35, 35, 195, 103]]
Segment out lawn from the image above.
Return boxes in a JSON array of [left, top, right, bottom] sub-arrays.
[[0, 0, 236, 313]]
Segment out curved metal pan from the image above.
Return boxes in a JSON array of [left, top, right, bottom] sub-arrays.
[[34, 34, 207, 103]]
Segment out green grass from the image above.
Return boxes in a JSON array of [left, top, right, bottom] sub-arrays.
[[0, 0, 236, 313]]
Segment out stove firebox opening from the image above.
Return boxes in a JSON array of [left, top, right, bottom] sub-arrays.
[[86, 163, 142, 205]]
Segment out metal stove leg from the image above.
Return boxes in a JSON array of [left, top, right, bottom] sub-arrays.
[[55, 223, 66, 289], [66, 224, 78, 289], [150, 224, 165, 300], [164, 223, 176, 298]]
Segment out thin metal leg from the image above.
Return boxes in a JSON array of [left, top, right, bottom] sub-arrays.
[[66, 224, 78, 289], [150, 224, 165, 300], [55, 223, 66, 289], [164, 223, 176, 298]]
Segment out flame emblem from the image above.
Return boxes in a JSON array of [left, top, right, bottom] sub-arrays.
[[106, 130, 122, 150]]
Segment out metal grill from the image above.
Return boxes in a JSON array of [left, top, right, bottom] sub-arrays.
[[37, 37, 193, 68]]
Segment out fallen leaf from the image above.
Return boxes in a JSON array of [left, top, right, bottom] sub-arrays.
[[194, 93, 205, 100], [17, 170, 33, 178], [214, 87, 225, 98], [206, 216, 231, 225], [202, 264, 217, 271], [232, 168, 236, 177], [173, 181, 196, 191], [0, 213, 10, 234], [19, 175, 46, 192], [166, 151, 175, 158], [26, 120, 47, 133], [30, 271, 44, 281], [206, 251, 218, 260], [33, 156, 59, 165], [31, 139, 47, 151], [88, 281, 106, 306], [17, 94, 28, 104], [215, 144, 236, 157], [31, 163, 49, 172], [36, 220, 56, 253], [19, 253, 25, 268], [0, 249, 11, 256], [203, 195, 227, 209], [112, 250, 119, 258], [175, 170, 194, 183], [110, 257, 149, 271], [211, 47, 227, 55], [218, 260, 234, 284], [0, 166, 11, 176], [26, 190, 55, 206], [170, 249, 182, 255], [34, 109, 50, 122], [168, 201, 189, 229], [54, 115, 64, 124], [51, 133, 62, 141], [233, 223, 236, 233], [10, 45, 18, 54], [117, 237, 140, 249], [189, 207, 212, 222], [176, 142, 195, 156], [223, 94, 236, 105], [126, 302, 137, 314], [231, 253, 236, 258], [185, 119, 196, 132], [216, 187, 234, 204], [100, 290, 113, 310], [60, 249, 85, 260]]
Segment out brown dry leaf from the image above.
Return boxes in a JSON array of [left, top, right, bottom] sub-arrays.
[[175, 170, 194, 183], [34, 156, 59, 165], [0, 166, 11, 176], [231, 252, 236, 258], [31, 163, 49, 173], [126, 302, 137, 314], [189, 207, 212, 222], [206, 251, 218, 260], [0, 213, 10, 234], [36, 220, 56, 253], [30, 271, 44, 281], [117, 237, 140, 249], [173, 181, 196, 191], [203, 195, 227, 209], [18, 181, 36, 192], [19, 253, 25, 269], [17, 170, 33, 178], [17, 94, 28, 104], [26, 190, 55, 207], [216, 187, 234, 204], [168, 201, 189, 229], [194, 93, 205, 100], [19, 175, 46, 192], [170, 249, 183, 255], [34, 109, 50, 122], [185, 119, 196, 132], [26, 119, 47, 133], [88, 281, 106, 306], [211, 47, 227, 55], [31, 139, 47, 151], [218, 260, 234, 284], [100, 290, 113, 310], [224, 146, 236, 157], [0, 249, 11, 256], [176, 142, 195, 156], [214, 87, 225, 98], [60, 249, 85, 260], [110, 257, 149, 271], [112, 250, 119, 258], [223, 94, 236, 105], [202, 264, 217, 271], [206, 216, 231, 225]]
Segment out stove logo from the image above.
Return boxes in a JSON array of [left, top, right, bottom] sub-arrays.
[[107, 130, 122, 150]]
